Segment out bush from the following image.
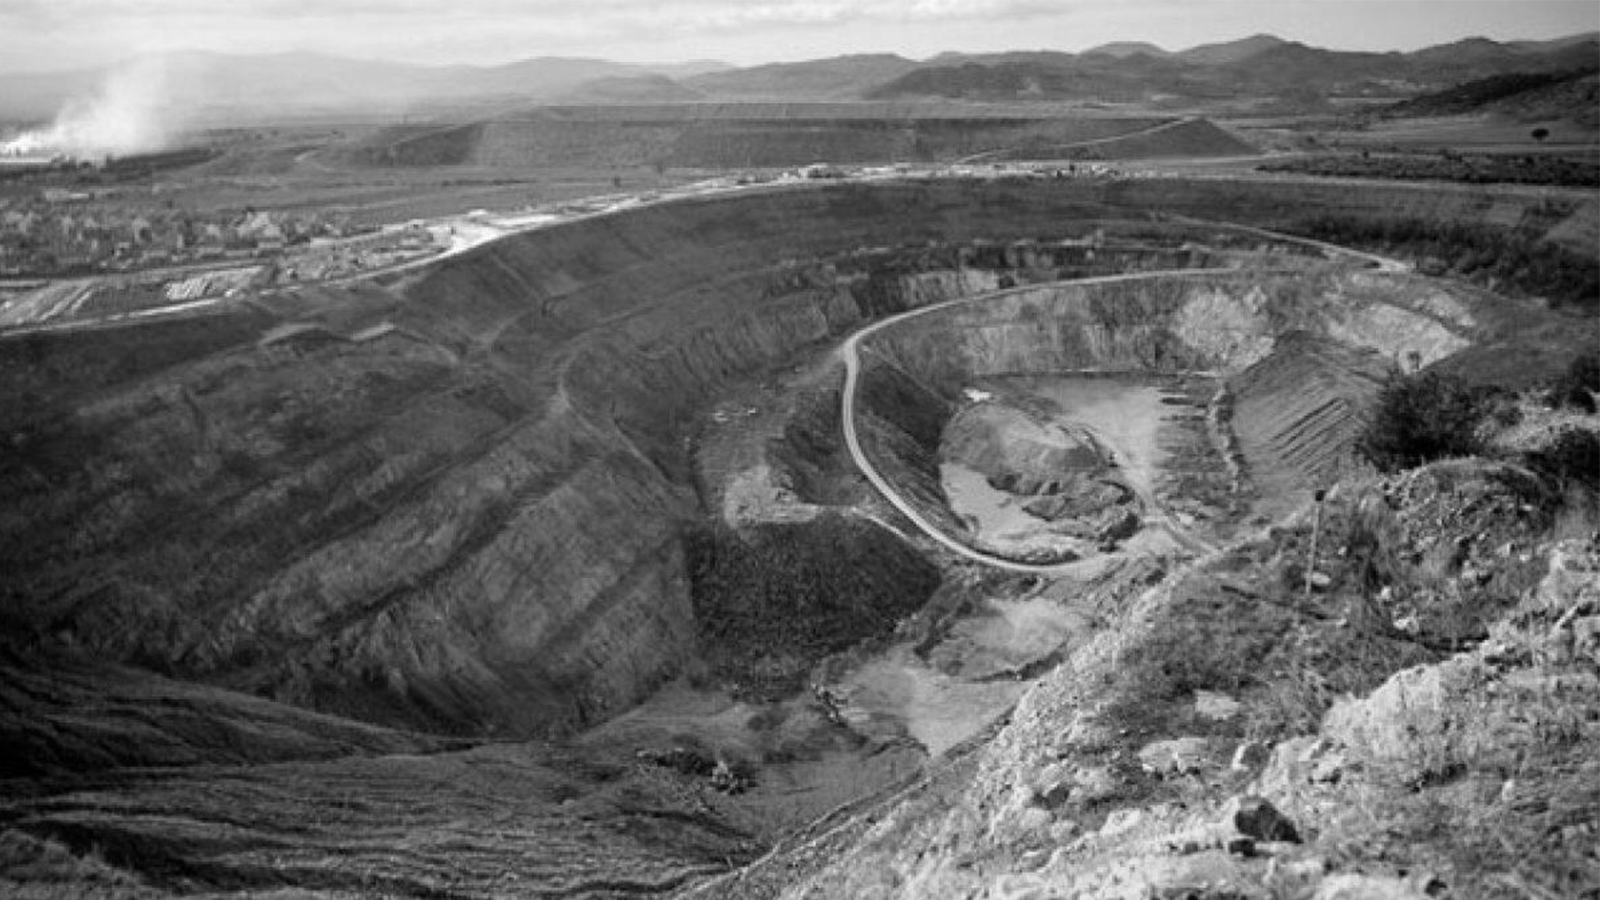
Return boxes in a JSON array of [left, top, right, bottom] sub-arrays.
[[1287, 215, 1600, 314], [1549, 383, 1597, 414], [1548, 350, 1600, 413], [1526, 428, 1600, 492], [1565, 350, 1600, 392], [1358, 370, 1484, 472]]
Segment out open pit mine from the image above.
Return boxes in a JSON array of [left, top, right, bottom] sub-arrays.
[[2, 175, 1597, 899]]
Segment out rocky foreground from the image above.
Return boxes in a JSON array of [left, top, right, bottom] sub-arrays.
[[710, 448, 1600, 899]]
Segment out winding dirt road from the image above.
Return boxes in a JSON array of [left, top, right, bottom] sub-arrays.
[[838, 269, 1228, 575], [836, 213, 1413, 574]]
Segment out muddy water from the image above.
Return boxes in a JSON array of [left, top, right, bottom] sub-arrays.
[[1024, 378, 1172, 499], [942, 376, 1177, 554], [941, 462, 1081, 554]]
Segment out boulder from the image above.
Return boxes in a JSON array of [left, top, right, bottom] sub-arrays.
[[1195, 690, 1242, 720], [1312, 873, 1430, 900], [1138, 736, 1211, 776], [1228, 795, 1301, 843]]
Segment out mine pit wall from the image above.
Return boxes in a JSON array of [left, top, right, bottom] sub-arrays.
[[0, 177, 1555, 743], [853, 268, 1479, 528]]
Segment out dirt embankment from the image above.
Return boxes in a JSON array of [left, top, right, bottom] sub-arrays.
[[0, 178, 1582, 752]]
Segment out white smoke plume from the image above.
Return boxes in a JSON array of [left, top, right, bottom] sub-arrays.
[[2, 57, 181, 161]]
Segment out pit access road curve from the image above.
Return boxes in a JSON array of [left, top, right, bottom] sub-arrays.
[[838, 268, 1229, 575]]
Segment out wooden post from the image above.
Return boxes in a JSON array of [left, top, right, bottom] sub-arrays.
[[1305, 488, 1326, 602]]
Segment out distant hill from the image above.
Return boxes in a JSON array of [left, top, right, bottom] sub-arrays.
[[1381, 66, 1600, 127], [682, 54, 919, 100], [1210, 41, 1410, 87], [3, 33, 1598, 126], [863, 58, 1186, 103], [1402, 36, 1599, 84], [0, 52, 733, 124], [557, 75, 704, 105], [1084, 42, 1172, 59], [865, 33, 1599, 105], [1507, 32, 1600, 53], [1177, 34, 1290, 65]]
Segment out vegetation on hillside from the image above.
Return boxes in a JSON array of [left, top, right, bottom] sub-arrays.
[[1548, 349, 1600, 413], [1361, 356, 1600, 496], [1261, 152, 1600, 188], [685, 515, 941, 697], [1379, 65, 1599, 117], [1376, 62, 1600, 122], [1288, 215, 1600, 313], [1527, 427, 1600, 492], [1358, 369, 1484, 472]]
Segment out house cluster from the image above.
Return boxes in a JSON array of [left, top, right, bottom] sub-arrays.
[[0, 193, 359, 277]]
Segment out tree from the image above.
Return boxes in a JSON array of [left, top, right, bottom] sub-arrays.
[[1526, 428, 1600, 492], [1358, 370, 1483, 472], [1531, 127, 1550, 142]]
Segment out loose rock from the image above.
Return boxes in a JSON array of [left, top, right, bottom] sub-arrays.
[[1312, 873, 1430, 900], [1231, 740, 1269, 771], [1230, 795, 1300, 843], [1138, 736, 1211, 776], [1195, 690, 1242, 720]]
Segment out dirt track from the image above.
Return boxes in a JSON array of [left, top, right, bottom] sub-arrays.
[[838, 267, 1226, 574]]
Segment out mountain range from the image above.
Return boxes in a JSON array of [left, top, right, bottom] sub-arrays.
[[0, 32, 1595, 124]]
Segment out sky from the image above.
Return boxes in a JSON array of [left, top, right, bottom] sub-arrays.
[[0, 0, 1595, 72]]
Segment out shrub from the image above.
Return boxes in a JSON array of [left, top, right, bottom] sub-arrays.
[[1549, 383, 1597, 414], [1565, 350, 1600, 392], [1286, 215, 1600, 314], [1358, 370, 1484, 472], [1526, 428, 1600, 492], [1548, 350, 1600, 413]]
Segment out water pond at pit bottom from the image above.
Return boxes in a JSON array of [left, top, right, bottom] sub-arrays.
[[941, 375, 1178, 554]]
